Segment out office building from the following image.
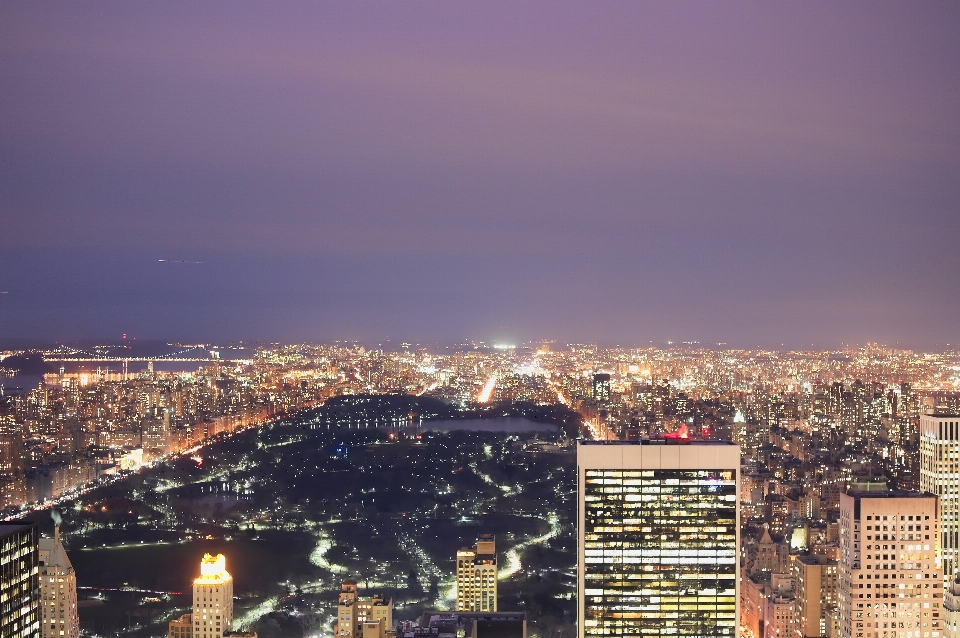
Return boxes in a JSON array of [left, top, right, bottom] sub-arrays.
[[335, 580, 393, 638], [193, 554, 233, 638], [456, 535, 498, 612], [577, 440, 740, 638], [793, 554, 838, 638], [920, 414, 960, 581], [39, 526, 79, 638], [592, 374, 612, 403], [837, 489, 942, 638], [0, 522, 40, 638], [169, 614, 193, 638]]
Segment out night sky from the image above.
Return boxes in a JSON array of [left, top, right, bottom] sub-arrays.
[[2, 3, 959, 349]]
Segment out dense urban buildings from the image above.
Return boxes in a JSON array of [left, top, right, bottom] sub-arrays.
[[2, 341, 960, 636], [0, 522, 40, 638], [456, 535, 499, 612], [1, 342, 958, 514], [577, 440, 740, 638]]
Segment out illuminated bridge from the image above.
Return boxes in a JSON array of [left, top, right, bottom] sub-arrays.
[[42, 346, 250, 366]]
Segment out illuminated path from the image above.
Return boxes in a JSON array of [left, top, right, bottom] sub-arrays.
[[478, 374, 497, 403], [585, 418, 618, 441], [235, 597, 279, 631], [546, 379, 568, 406], [498, 512, 561, 580]]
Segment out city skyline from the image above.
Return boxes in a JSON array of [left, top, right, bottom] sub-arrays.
[[1, 336, 959, 635], [2, 3, 959, 348]]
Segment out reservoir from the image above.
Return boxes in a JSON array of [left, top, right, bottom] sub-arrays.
[[420, 417, 559, 433]]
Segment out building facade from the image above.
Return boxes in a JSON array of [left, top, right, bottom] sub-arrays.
[[38, 527, 78, 638], [193, 554, 233, 638], [920, 414, 960, 582], [169, 614, 193, 638], [838, 490, 942, 638], [335, 580, 393, 638], [456, 535, 498, 612], [943, 577, 960, 638], [793, 554, 839, 638], [0, 522, 40, 638], [577, 440, 740, 638]]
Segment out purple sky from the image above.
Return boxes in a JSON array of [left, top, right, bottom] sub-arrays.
[[1, 3, 959, 349]]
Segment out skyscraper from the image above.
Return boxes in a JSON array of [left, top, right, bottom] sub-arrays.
[[577, 440, 740, 638], [793, 554, 839, 638], [0, 522, 40, 638], [837, 489, 941, 638], [39, 526, 79, 638], [919, 414, 960, 581], [592, 374, 612, 403], [193, 554, 233, 638], [456, 535, 498, 612]]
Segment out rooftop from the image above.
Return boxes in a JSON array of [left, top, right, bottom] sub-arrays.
[[846, 490, 937, 499], [579, 439, 736, 446]]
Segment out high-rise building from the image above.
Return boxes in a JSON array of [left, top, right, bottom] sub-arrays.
[[577, 440, 740, 638], [793, 554, 838, 638], [837, 489, 942, 638], [920, 414, 960, 581], [193, 554, 233, 638], [142, 407, 171, 460], [592, 374, 611, 403], [38, 526, 79, 638], [456, 535, 498, 612], [335, 580, 393, 638], [0, 522, 40, 638]]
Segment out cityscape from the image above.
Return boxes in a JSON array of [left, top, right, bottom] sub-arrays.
[[2, 3, 959, 638], [0, 341, 959, 637]]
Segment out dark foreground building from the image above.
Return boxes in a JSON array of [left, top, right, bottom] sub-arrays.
[[0, 522, 40, 638], [397, 611, 526, 638]]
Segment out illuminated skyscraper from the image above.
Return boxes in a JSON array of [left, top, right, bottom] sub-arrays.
[[577, 440, 740, 638], [837, 489, 941, 638], [920, 414, 960, 581], [39, 526, 79, 638], [456, 535, 498, 612], [0, 522, 40, 638], [193, 554, 233, 638], [592, 374, 612, 403]]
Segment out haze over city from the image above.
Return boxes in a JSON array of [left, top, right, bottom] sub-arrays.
[[2, 3, 959, 349], [2, 6, 960, 638]]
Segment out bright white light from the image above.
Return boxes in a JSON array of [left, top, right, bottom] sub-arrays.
[[478, 374, 497, 403]]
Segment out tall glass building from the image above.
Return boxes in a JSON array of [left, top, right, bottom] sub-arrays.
[[578, 441, 740, 638]]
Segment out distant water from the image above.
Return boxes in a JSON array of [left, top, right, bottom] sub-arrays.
[[0, 374, 43, 394], [421, 417, 559, 433]]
